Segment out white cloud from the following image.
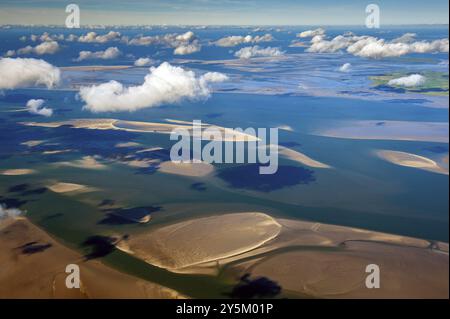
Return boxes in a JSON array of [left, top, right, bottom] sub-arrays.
[[174, 41, 201, 55], [307, 34, 361, 53], [388, 74, 426, 87], [4, 50, 15, 57], [26, 99, 53, 117], [127, 31, 197, 47], [13, 41, 60, 56], [79, 62, 228, 112], [235, 46, 284, 59], [339, 63, 351, 72], [34, 41, 60, 55], [75, 47, 121, 61], [297, 28, 325, 38], [77, 31, 121, 43], [134, 57, 153, 67], [215, 34, 274, 47], [125, 31, 202, 55], [0, 58, 60, 89], [392, 33, 417, 43], [0, 204, 22, 220], [176, 31, 195, 42], [306, 31, 449, 58], [200, 72, 229, 82]]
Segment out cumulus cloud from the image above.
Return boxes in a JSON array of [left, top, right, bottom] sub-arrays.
[[77, 31, 121, 43], [339, 63, 351, 72], [176, 31, 195, 42], [4, 50, 15, 57], [214, 34, 274, 47], [235, 46, 284, 59], [127, 31, 195, 46], [392, 33, 417, 43], [75, 47, 121, 61], [200, 72, 229, 82], [79, 62, 228, 112], [26, 99, 53, 117], [125, 31, 201, 55], [10, 41, 60, 56], [306, 31, 449, 58], [174, 41, 201, 55], [0, 58, 60, 89], [134, 57, 153, 66], [388, 74, 426, 87], [0, 204, 22, 220], [297, 28, 325, 38]]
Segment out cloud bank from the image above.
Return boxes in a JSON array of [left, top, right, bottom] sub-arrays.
[[297, 28, 325, 38], [306, 30, 449, 58], [77, 31, 121, 43], [0, 58, 60, 89], [79, 62, 228, 112], [134, 57, 153, 66], [215, 34, 274, 47], [388, 74, 426, 87], [75, 47, 121, 61], [8, 41, 60, 56], [125, 31, 201, 55], [26, 99, 53, 117], [235, 46, 284, 59]]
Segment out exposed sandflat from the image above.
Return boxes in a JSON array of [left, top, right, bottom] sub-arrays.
[[0, 218, 184, 299], [22, 118, 260, 142], [1, 169, 36, 176], [316, 120, 449, 143], [158, 161, 214, 177], [54, 156, 107, 170], [125, 212, 282, 271], [249, 244, 448, 298], [47, 182, 96, 194], [278, 146, 331, 168], [376, 150, 449, 175]]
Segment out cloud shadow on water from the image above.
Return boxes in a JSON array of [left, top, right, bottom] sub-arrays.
[[217, 164, 315, 192]]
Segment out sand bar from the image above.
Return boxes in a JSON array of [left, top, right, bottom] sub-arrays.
[[125, 212, 282, 271], [1, 169, 36, 176], [158, 161, 214, 177], [21, 118, 260, 142], [316, 120, 449, 143], [376, 150, 449, 175], [47, 182, 96, 194]]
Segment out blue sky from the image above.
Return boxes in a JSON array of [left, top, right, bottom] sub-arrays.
[[0, 0, 448, 25]]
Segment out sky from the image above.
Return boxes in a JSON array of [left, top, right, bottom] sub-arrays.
[[0, 0, 448, 26]]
